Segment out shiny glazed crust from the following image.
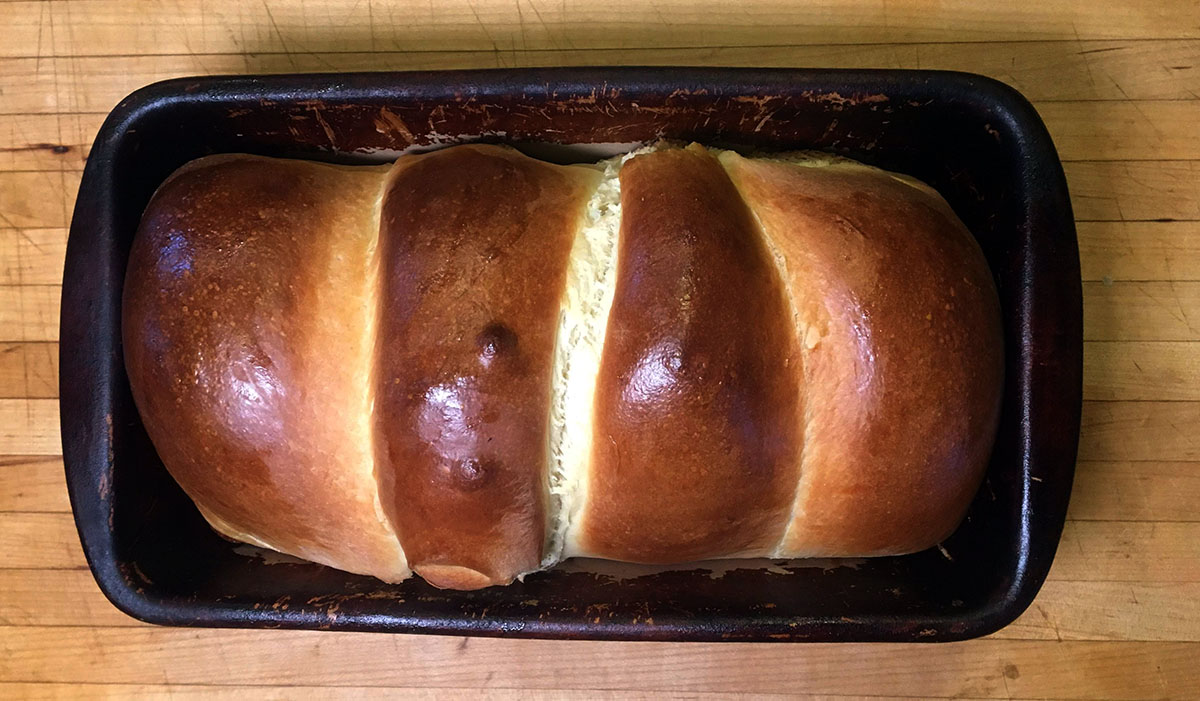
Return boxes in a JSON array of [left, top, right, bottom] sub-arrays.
[[123, 142, 1003, 588], [720, 152, 1004, 557], [376, 145, 599, 588], [122, 155, 409, 582], [576, 146, 801, 562]]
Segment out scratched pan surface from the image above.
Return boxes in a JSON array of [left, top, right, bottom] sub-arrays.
[[60, 68, 1081, 642]]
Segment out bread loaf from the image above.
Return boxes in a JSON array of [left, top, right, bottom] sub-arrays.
[[123, 142, 1003, 590]]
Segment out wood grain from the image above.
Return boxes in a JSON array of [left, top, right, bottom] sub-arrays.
[[1078, 221, 1200, 281], [0, 399, 61, 455], [1065, 161, 1200, 222], [1084, 342, 1200, 400], [1083, 281, 1200, 341], [0, 285, 60, 342], [1050, 520, 1200, 583], [1069, 461, 1200, 522], [4, 0, 1200, 697], [0, 342, 57, 399], [1038, 100, 1200, 161], [0, 512, 85, 569], [0, 687, 884, 701], [1, 625, 1198, 699], [0, 229, 66, 285], [0, 172, 69, 228], [0, 114, 70, 172], [1079, 401, 1200, 462], [0, 40, 1198, 115], [996, 581, 1200, 642], [0, 570, 130, 628], [0, 57, 57, 114], [0, 455, 68, 511], [3, 0, 1192, 60]]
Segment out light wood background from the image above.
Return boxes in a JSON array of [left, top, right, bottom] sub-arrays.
[[2, 1, 1200, 698]]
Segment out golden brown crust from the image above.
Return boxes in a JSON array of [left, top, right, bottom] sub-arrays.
[[122, 154, 409, 581], [123, 144, 1004, 588], [577, 145, 802, 563], [376, 145, 599, 588], [720, 152, 1003, 556]]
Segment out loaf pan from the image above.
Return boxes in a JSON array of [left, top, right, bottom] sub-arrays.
[[61, 67, 1082, 642]]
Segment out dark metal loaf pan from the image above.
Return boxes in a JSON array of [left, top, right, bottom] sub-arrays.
[[60, 67, 1082, 642]]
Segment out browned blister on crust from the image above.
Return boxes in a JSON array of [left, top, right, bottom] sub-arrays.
[[376, 145, 599, 588], [578, 145, 802, 563]]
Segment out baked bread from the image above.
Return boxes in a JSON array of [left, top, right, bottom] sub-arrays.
[[123, 142, 1003, 590]]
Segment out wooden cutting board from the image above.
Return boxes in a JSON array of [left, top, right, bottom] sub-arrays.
[[2, 1, 1199, 697]]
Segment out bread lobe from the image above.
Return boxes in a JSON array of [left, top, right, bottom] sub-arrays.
[[375, 144, 599, 588], [123, 155, 410, 582], [720, 151, 1003, 556], [123, 142, 1004, 588], [576, 144, 803, 562]]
